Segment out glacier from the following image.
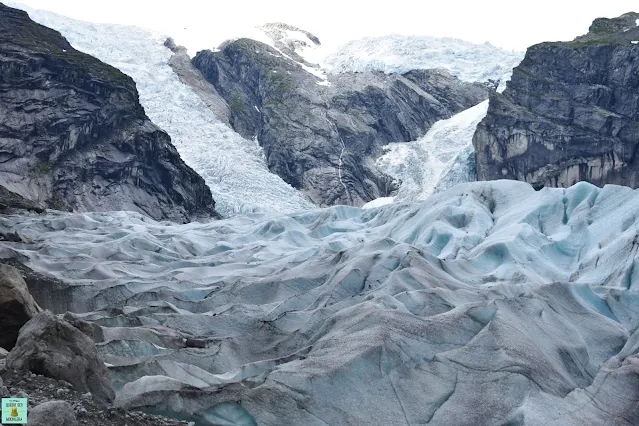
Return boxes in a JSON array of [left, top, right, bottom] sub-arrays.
[[371, 71, 516, 206], [5, 2, 314, 217], [2, 3, 637, 425], [324, 34, 524, 83], [1, 180, 638, 425], [375, 99, 488, 203]]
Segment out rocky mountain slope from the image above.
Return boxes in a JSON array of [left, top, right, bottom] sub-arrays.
[[0, 3, 218, 222], [474, 12, 639, 190], [11, 4, 315, 217], [192, 35, 490, 206], [0, 180, 638, 425]]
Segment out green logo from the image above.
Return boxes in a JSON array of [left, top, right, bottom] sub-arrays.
[[1, 398, 27, 424]]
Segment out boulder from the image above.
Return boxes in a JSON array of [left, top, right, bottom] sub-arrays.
[[0, 264, 41, 350], [6, 311, 115, 403], [27, 401, 78, 426]]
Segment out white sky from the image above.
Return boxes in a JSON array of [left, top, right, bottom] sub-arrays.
[[11, 0, 639, 54]]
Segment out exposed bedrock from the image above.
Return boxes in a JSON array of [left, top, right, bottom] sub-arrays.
[[192, 38, 489, 206], [474, 12, 639, 190]]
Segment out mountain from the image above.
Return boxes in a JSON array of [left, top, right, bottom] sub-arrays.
[[192, 34, 491, 206], [474, 12, 639, 189], [0, 3, 217, 222], [9, 2, 315, 217], [1, 180, 637, 425], [9, 2, 521, 211]]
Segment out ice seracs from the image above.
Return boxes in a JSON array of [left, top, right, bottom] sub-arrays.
[[324, 34, 524, 83], [376, 100, 489, 202], [368, 69, 516, 207]]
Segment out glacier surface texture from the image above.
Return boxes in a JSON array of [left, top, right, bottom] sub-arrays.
[[1, 180, 638, 425]]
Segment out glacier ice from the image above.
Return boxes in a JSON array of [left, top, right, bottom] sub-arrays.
[[6, 1, 314, 217], [375, 100, 489, 203], [324, 34, 524, 83], [1, 180, 638, 425], [371, 69, 515, 206]]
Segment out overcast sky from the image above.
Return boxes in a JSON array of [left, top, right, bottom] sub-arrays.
[[11, 0, 639, 54]]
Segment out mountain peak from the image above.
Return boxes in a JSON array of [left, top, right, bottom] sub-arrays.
[[256, 22, 323, 65], [259, 22, 321, 46], [567, 11, 639, 45], [588, 11, 639, 34]]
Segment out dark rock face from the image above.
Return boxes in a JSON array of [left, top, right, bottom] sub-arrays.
[[0, 263, 41, 350], [6, 310, 116, 403], [192, 39, 488, 206], [0, 4, 218, 222], [474, 12, 639, 189]]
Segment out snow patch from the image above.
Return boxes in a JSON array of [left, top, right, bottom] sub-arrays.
[[362, 197, 395, 209], [258, 22, 324, 65]]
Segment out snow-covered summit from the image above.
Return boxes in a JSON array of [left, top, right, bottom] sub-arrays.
[[212, 25, 523, 85], [258, 22, 323, 63], [324, 34, 524, 83]]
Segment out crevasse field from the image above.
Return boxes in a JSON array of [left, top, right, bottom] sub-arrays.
[[324, 35, 523, 83], [1, 180, 638, 425]]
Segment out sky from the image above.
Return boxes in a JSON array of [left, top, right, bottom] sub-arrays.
[[10, 0, 639, 54]]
